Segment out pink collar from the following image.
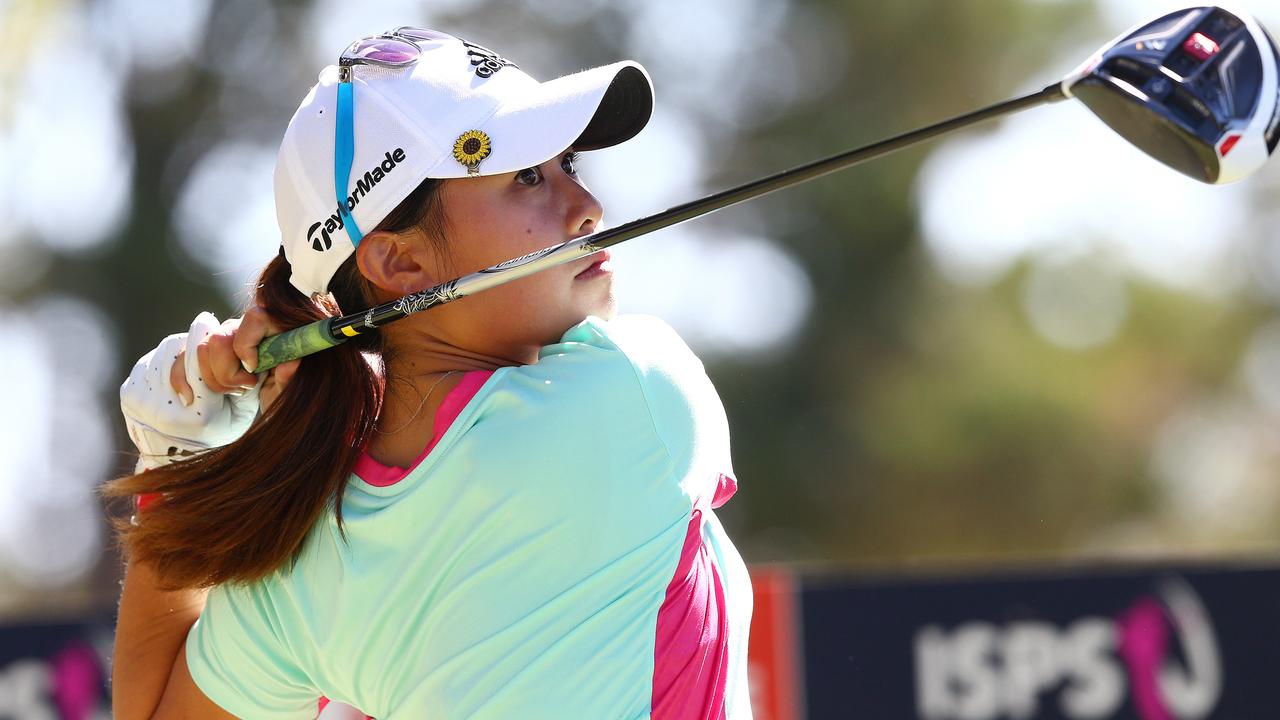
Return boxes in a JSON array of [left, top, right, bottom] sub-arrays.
[[353, 370, 494, 487]]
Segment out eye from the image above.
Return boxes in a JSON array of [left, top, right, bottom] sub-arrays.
[[562, 152, 579, 176], [515, 166, 542, 186]]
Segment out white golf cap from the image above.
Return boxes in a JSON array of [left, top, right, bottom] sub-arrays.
[[274, 29, 654, 297]]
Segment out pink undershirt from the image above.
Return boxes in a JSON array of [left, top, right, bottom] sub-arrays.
[[319, 368, 736, 719], [651, 473, 737, 720], [352, 370, 493, 486]]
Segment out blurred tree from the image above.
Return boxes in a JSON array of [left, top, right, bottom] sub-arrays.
[[3, 0, 1268, 614], [709, 0, 1280, 565]]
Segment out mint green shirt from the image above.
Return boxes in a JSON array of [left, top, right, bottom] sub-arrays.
[[185, 315, 754, 718]]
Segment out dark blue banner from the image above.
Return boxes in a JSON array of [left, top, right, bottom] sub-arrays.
[[798, 563, 1280, 719], [0, 616, 113, 719]]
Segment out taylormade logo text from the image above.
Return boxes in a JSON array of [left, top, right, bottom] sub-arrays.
[[308, 148, 407, 251]]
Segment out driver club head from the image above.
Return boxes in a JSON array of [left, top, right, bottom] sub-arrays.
[[1062, 5, 1280, 184]]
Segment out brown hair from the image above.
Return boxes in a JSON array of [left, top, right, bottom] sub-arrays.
[[102, 178, 449, 590]]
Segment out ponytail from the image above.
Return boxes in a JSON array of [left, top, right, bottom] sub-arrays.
[[103, 178, 447, 590]]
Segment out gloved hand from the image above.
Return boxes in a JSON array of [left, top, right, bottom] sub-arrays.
[[120, 312, 262, 472]]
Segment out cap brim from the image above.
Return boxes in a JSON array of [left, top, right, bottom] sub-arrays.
[[423, 61, 654, 178], [567, 64, 654, 151]]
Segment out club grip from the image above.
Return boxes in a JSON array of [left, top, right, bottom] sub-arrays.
[[254, 318, 347, 373]]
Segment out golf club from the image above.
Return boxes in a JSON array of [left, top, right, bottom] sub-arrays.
[[253, 4, 1280, 372]]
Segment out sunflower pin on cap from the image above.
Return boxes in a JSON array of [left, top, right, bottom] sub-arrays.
[[453, 130, 492, 175]]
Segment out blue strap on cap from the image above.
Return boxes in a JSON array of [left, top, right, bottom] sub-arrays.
[[334, 81, 364, 246]]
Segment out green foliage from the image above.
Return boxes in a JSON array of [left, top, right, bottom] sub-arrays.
[[13, 0, 1273, 610], [707, 0, 1279, 565]]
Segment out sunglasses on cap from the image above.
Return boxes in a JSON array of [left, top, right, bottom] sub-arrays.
[[333, 27, 501, 247]]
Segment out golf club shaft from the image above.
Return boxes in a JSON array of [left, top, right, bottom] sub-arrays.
[[254, 82, 1069, 372]]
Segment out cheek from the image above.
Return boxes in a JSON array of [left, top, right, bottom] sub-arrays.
[[453, 221, 560, 274], [455, 271, 558, 318]]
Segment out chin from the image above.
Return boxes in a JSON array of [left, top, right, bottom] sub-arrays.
[[590, 292, 618, 321], [542, 294, 617, 342]]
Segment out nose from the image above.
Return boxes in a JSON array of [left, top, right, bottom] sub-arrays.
[[563, 175, 603, 239]]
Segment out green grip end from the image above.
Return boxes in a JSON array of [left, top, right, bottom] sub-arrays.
[[255, 318, 346, 373]]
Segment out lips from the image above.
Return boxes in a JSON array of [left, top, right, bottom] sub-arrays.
[[574, 249, 612, 278]]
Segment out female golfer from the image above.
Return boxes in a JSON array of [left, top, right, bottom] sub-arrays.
[[107, 27, 752, 719]]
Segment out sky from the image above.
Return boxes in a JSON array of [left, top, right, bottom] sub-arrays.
[[918, 0, 1280, 301]]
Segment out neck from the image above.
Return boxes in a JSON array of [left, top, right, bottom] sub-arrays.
[[378, 320, 534, 413], [367, 321, 535, 467], [383, 326, 535, 377]]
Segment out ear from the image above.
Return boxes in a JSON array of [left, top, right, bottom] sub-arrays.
[[354, 230, 439, 296]]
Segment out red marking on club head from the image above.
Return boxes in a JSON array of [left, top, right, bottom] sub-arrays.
[[1184, 32, 1220, 61], [1219, 133, 1241, 157]]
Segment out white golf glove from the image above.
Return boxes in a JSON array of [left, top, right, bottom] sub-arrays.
[[120, 312, 262, 472]]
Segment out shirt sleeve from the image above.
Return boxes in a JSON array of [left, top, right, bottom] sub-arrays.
[[186, 582, 319, 719], [554, 314, 737, 506]]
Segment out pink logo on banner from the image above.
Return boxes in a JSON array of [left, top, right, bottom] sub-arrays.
[[51, 641, 103, 720], [1117, 597, 1173, 720], [1116, 579, 1220, 720]]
